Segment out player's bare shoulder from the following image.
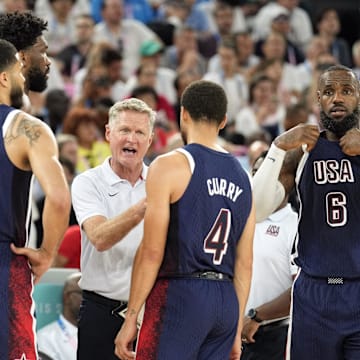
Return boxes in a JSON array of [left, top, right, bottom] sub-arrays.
[[4, 112, 48, 147], [4, 112, 54, 170]]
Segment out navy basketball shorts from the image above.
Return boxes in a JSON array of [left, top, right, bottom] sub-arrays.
[[287, 270, 360, 360], [136, 277, 239, 360], [0, 242, 36, 360]]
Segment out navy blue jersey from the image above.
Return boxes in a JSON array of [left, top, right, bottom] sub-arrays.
[[158, 143, 252, 278], [0, 105, 37, 359], [293, 134, 360, 278], [0, 104, 32, 246]]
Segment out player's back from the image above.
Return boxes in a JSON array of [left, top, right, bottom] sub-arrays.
[[0, 104, 32, 245], [159, 143, 252, 278]]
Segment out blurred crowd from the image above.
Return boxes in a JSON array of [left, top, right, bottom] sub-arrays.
[[7, 0, 357, 248]]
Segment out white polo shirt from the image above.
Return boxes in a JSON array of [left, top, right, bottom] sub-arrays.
[[246, 204, 298, 312], [71, 157, 147, 301]]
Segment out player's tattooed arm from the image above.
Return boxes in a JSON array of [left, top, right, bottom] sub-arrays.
[[4, 113, 41, 146]]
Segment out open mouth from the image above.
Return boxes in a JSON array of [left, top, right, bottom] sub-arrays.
[[123, 147, 137, 154]]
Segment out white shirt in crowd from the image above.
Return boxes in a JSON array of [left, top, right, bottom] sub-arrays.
[[37, 315, 77, 360]]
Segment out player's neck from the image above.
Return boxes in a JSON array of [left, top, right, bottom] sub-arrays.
[[186, 132, 225, 152]]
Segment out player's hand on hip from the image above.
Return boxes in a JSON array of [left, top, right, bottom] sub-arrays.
[[274, 124, 320, 152], [10, 243, 53, 284], [340, 128, 360, 156], [114, 319, 137, 360]]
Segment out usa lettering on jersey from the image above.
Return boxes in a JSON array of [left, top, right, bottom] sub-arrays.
[[313, 159, 354, 184]]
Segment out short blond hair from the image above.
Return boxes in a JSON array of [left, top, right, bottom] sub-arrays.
[[108, 98, 156, 131]]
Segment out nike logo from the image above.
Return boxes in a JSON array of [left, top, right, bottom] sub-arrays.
[[108, 192, 119, 197], [268, 157, 275, 162]]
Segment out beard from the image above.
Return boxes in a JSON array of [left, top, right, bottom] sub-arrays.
[[10, 84, 24, 109], [27, 66, 48, 92], [319, 108, 360, 138]]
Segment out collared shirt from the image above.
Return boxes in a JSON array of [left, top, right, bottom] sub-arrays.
[[36, 315, 77, 360], [72, 157, 147, 300]]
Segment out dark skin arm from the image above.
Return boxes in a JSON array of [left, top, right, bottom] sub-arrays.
[[242, 287, 292, 343]]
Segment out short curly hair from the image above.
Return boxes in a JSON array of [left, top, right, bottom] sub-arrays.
[[0, 11, 48, 51]]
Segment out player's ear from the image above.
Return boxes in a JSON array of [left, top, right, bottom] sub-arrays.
[[17, 50, 28, 68], [219, 115, 227, 130], [0, 70, 9, 88], [316, 90, 321, 105], [180, 106, 190, 124]]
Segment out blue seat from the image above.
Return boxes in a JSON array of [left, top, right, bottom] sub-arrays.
[[33, 283, 64, 331], [33, 268, 80, 330]]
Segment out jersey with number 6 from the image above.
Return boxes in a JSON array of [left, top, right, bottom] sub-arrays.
[[293, 134, 360, 278], [158, 143, 252, 278]]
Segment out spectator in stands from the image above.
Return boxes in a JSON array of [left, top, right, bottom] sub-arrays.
[[234, 74, 285, 142], [1, 0, 29, 13], [62, 107, 111, 173], [255, 7, 304, 66], [315, 7, 352, 67], [73, 42, 126, 104], [93, 0, 158, 80], [57, 133, 79, 169], [208, 30, 260, 78], [157, 0, 210, 35], [173, 68, 202, 125], [43, 89, 71, 134], [125, 39, 177, 105], [296, 35, 329, 92], [40, 0, 79, 57], [130, 85, 178, 162], [203, 36, 249, 133], [160, 25, 207, 75], [252, 31, 302, 104], [352, 39, 360, 79], [37, 272, 82, 360], [199, 0, 247, 39], [52, 225, 81, 269], [252, 0, 313, 52], [55, 14, 95, 97]]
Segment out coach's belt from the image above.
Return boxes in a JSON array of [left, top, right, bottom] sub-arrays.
[[259, 318, 289, 332], [83, 290, 127, 308]]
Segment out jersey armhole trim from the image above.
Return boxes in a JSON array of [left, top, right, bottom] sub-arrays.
[[176, 148, 195, 174], [2, 109, 22, 137]]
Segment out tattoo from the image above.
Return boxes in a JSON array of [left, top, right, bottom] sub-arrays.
[[5, 113, 41, 146], [129, 309, 137, 316]]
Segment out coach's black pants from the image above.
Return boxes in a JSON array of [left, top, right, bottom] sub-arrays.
[[77, 291, 127, 360], [241, 321, 288, 360]]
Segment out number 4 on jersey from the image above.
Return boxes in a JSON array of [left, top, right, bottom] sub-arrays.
[[203, 209, 231, 265]]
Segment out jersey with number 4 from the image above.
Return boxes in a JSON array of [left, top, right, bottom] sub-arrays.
[[293, 134, 360, 278], [158, 143, 252, 278]]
